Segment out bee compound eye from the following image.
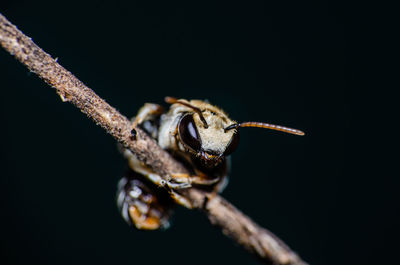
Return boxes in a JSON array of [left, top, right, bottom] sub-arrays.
[[178, 114, 201, 152], [224, 132, 240, 156]]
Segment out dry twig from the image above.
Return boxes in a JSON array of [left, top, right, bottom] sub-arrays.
[[0, 13, 308, 265]]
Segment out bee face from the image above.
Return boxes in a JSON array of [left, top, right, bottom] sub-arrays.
[[175, 100, 240, 165], [158, 97, 304, 167]]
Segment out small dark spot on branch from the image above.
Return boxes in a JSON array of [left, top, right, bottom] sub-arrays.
[[130, 128, 137, 140]]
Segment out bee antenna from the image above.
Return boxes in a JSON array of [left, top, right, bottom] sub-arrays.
[[224, 122, 305, 136], [165, 97, 208, 128]]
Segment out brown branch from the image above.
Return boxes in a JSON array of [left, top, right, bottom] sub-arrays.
[[0, 13, 308, 265]]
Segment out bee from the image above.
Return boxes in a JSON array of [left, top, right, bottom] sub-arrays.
[[117, 97, 304, 230]]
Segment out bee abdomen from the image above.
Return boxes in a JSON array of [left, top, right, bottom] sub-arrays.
[[116, 170, 174, 230]]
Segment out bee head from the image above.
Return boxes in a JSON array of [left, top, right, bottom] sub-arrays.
[[177, 112, 239, 165], [166, 97, 304, 166]]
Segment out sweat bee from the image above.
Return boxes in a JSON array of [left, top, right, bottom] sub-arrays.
[[117, 97, 304, 230]]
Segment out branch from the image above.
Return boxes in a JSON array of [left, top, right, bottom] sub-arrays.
[[0, 13, 308, 265]]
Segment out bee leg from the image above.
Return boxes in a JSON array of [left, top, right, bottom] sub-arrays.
[[131, 103, 164, 133], [123, 149, 191, 188], [168, 173, 223, 209], [168, 189, 194, 209], [171, 173, 220, 186], [130, 103, 164, 139], [117, 170, 174, 230]]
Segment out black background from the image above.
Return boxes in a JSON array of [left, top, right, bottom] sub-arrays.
[[0, 1, 394, 265]]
